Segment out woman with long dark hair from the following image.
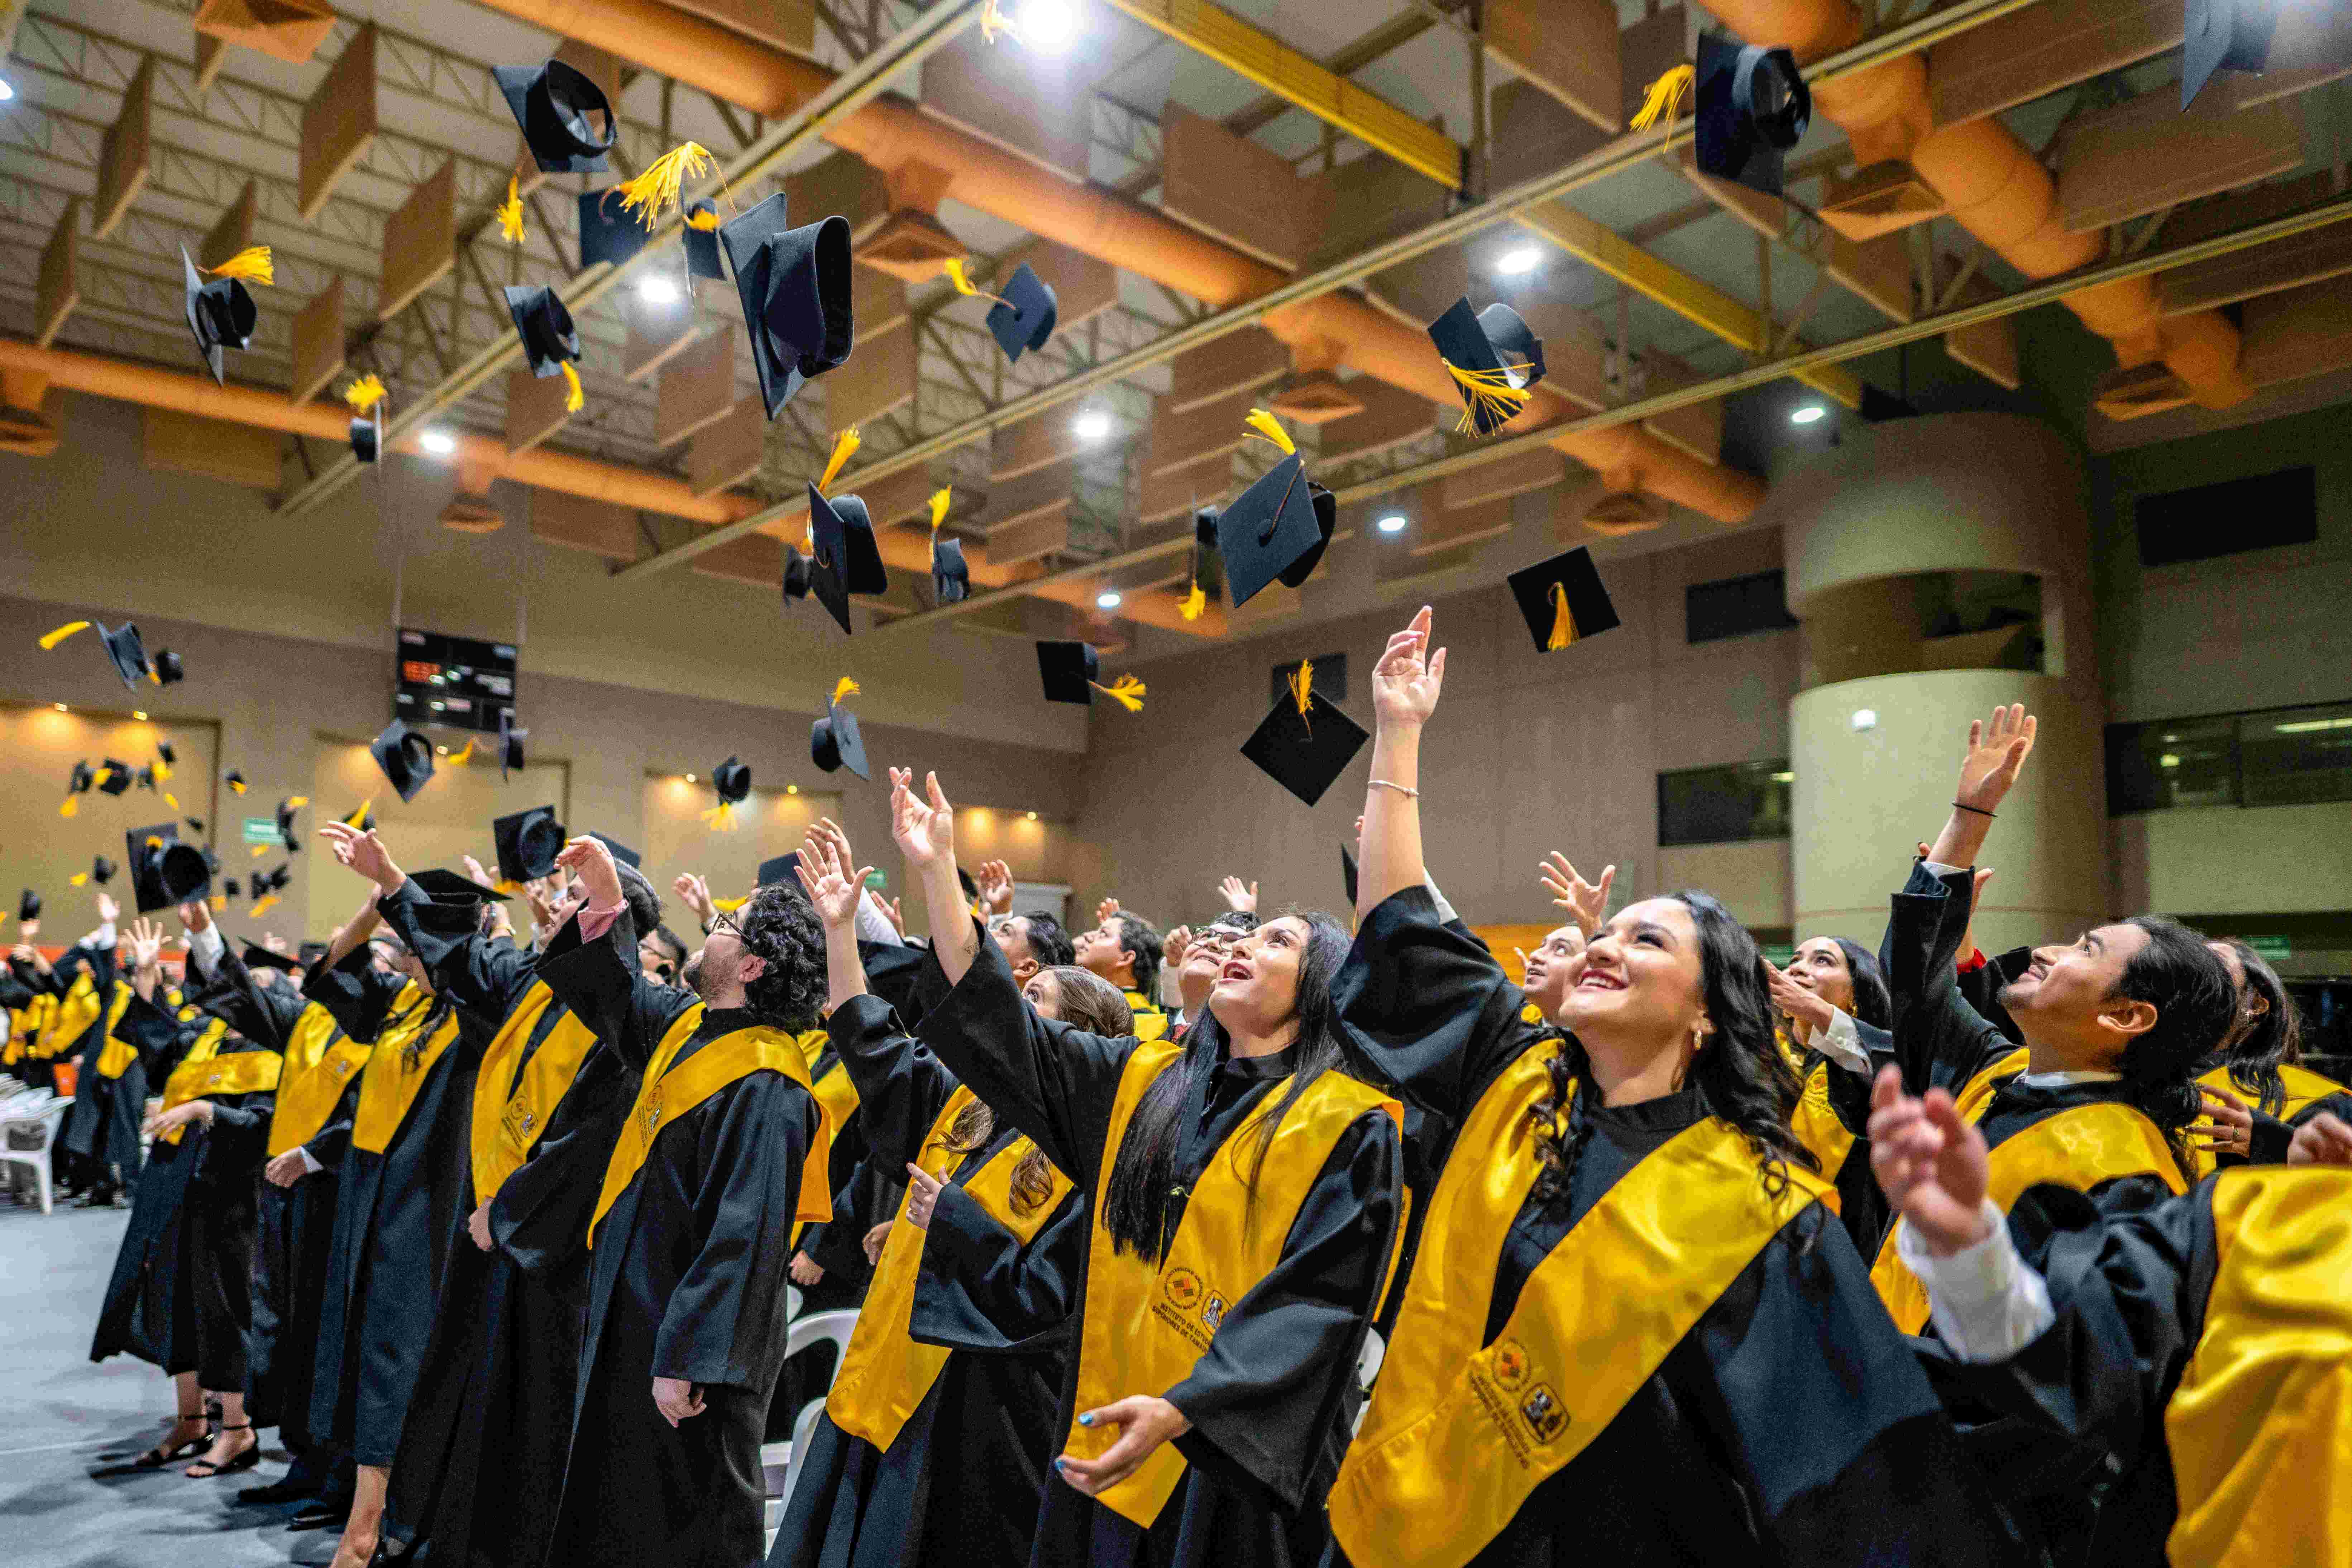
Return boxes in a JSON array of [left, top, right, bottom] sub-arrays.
[[1767, 935, 1901, 1251], [2192, 936, 2350, 1169], [1325, 607, 2015, 1568], [884, 766, 1401, 1568]]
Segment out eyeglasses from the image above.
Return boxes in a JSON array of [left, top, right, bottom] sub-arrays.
[[708, 910, 743, 941], [1189, 931, 1241, 957]]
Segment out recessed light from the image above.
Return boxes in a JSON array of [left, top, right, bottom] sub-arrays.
[[1026, 810, 1038, 821], [1790, 405, 1827, 425], [1496, 245, 1541, 276], [52, 702, 67, 712], [435, 745, 449, 756], [1096, 589, 1122, 609], [1022, 0, 1077, 52], [684, 772, 697, 783], [133, 711, 148, 721], [0, 80, 16, 104], [419, 428, 458, 455], [2159, 753, 2181, 769], [638, 275, 682, 305], [1073, 409, 1112, 441], [786, 784, 798, 795], [1850, 708, 1878, 731], [1375, 513, 1409, 535]]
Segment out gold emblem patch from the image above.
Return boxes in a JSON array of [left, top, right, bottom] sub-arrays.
[[1491, 1339, 1530, 1390], [1164, 1268, 1203, 1310], [1201, 1293, 1228, 1331]]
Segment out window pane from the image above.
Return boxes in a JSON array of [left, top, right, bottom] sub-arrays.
[[2105, 717, 2236, 815], [1658, 760, 1792, 845], [2240, 704, 2352, 808]]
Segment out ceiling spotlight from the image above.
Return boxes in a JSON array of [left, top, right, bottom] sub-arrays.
[[1073, 409, 1112, 441], [1022, 0, 1078, 52], [1850, 708, 1878, 732], [1095, 589, 1123, 609], [1026, 810, 1038, 821], [1375, 513, 1409, 535], [419, 428, 458, 455], [435, 745, 449, 756], [52, 702, 67, 712], [0, 79, 16, 103], [685, 772, 697, 783], [1790, 405, 1827, 425], [786, 784, 799, 795], [638, 275, 682, 305], [1496, 245, 1541, 276], [133, 711, 148, 721]]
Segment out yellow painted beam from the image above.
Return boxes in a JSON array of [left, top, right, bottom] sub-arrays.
[[1102, 0, 1464, 192], [1521, 200, 1867, 410]]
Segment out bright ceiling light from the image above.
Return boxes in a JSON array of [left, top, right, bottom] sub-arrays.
[[685, 772, 697, 783], [1496, 245, 1541, 276], [1790, 404, 1827, 425], [1022, 0, 1078, 52], [1073, 409, 1112, 441], [0, 79, 16, 103], [1375, 513, 1409, 534], [1095, 589, 1122, 609], [419, 428, 458, 456], [638, 274, 682, 305], [133, 711, 148, 721]]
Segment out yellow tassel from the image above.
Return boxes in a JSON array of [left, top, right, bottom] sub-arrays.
[[497, 176, 525, 245], [70, 871, 88, 885], [145, 835, 164, 850], [251, 895, 281, 919], [154, 757, 173, 784], [450, 738, 477, 766], [59, 798, 78, 819], [1244, 407, 1296, 456], [1290, 657, 1315, 721], [1630, 63, 1694, 131], [252, 846, 269, 859], [1442, 359, 1533, 435], [210, 895, 228, 912], [39, 620, 90, 650], [831, 676, 861, 708], [149, 666, 162, 685], [343, 373, 387, 413], [943, 258, 1014, 309], [561, 361, 584, 414], [1090, 673, 1147, 712], [92, 767, 114, 790], [343, 798, 374, 829], [203, 246, 274, 286], [164, 792, 178, 809], [981, 0, 1016, 43], [287, 795, 309, 809], [1546, 581, 1578, 650], [229, 777, 246, 794], [684, 205, 721, 231], [700, 802, 739, 833], [711, 893, 749, 913], [927, 488, 952, 533], [818, 427, 860, 494], [800, 524, 816, 554], [1180, 582, 1206, 622], [615, 142, 714, 230]]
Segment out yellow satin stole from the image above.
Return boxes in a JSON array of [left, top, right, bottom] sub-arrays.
[[1789, 1060, 1855, 1213], [2166, 1167, 2352, 1568], [268, 1005, 372, 1158], [467, 980, 599, 1203], [2189, 1062, 2351, 1179], [4, 991, 47, 1064], [1329, 1053, 1831, 1568], [1065, 1038, 1400, 1528], [350, 986, 463, 1154], [39, 972, 100, 1060], [1123, 991, 1171, 1043], [155, 1019, 230, 1144], [791, 1029, 860, 1248], [828, 1085, 1074, 1452], [1871, 1098, 2187, 1333], [94, 982, 139, 1079], [588, 1006, 834, 1246]]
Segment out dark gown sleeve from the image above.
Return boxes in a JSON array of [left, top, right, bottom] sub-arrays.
[[1881, 862, 2019, 1096], [650, 1072, 821, 1391], [375, 879, 537, 1024], [204, 1080, 278, 1175], [910, 1181, 1084, 1355], [908, 925, 1137, 1187], [1332, 885, 1543, 1121], [859, 940, 935, 1024], [1162, 1111, 1401, 1511], [491, 1041, 637, 1270], [535, 909, 690, 1072], [303, 1079, 362, 1169], [826, 993, 961, 1167], [803, 1157, 891, 1279]]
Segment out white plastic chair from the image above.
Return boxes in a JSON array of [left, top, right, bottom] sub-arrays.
[[0, 1099, 71, 1213], [773, 1309, 860, 1517]]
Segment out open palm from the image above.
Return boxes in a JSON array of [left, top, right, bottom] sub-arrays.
[[1953, 704, 2037, 814], [890, 767, 956, 871], [1372, 606, 1446, 727]]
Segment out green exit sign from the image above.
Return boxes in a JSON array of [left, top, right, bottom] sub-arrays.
[[1760, 944, 1796, 966], [2246, 934, 2291, 961], [863, 869, 886, 890], [242, 817, 277, 845]]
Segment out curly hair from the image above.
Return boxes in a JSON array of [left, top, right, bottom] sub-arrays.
[[1528, 890, 1813, 1209], [2212, 936, 2301, 1116], [734, 878, 826, 1032], [2114, 916, 2238, 1175], [942, 965, 1128, 1217]]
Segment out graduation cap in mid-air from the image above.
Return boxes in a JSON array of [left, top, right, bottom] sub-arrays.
[[2181, 0, 2280, 109], [503, 285, 584, 410], [1034, 640, 1147, 712], [1216, 412, 1336, 609], [492, 805, 567, 885], [99, 622, 151, 689], [369, 719, 437, 803], [152, 649, 185, 685], [126, 824, 211, 914], [781, 546, 812, 604], [683, 198, 725, 281], [982, 262, 1057, 364], [182, 247, 259, 387], [1506, 548, 1621, 652], [96, 759, 134, 797], [1428, 297, 1547, 438], [806, 431, 890, 635], [702, 757, 751, 832], [184, 816, 205, 835], [82, 855, 120, 887], [222, 877, 242, 900], [1694, 35, 1810, 199], [67, 760, 95, 797], [135, 765, 157, 792], [275, 796, 306, 851], [225, 770, 247, 795], [494, 58, 617, 174], [240, 942, 300, 974], [929, 536, 970, 604], [19, 889, 42, 922], [498, 710, 526, 780], [578, 188, 652, 270], [1239, 660, 1368, 807], [721, 194, 853, 420], [588, 831, 641, 869], [809, 677, 870, 780]]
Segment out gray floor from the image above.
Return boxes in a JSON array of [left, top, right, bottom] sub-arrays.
[[0, 1200, 329, 1568]]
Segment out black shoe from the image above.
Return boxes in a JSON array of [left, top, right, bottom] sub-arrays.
[[237, 1477, 317, 1506], [289, 1499, 352, 1531]]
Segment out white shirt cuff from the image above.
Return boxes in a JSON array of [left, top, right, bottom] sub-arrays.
[[1815, 1007, 1873, 1075], [1424, 877, 1458, 926], [188, 923, 225, 974], [296, 1145, 324, 1176], [1896, 1199, 2055, 1362], [83, 922, 117, 952], [1923, 860, 1969, 878]]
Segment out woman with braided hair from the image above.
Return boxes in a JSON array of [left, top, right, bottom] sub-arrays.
[[1323, 606, 2018, 1568]]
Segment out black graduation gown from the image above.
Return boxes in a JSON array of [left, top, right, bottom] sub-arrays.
[[59, 943, 146, 1187], [89, 990, 214, 1371], [1329, 887, 2022, 1568], [1792, 1013, 1899, 1256], [1, 967, 44, 1089], [303, 950, 497, 1466], [910, 928, 1401, 1568], [532, 910, 821, 1568], [373, 881, 637, 1568], [771, 991, 1083, 1568], [771, 1036, 876, 1441]]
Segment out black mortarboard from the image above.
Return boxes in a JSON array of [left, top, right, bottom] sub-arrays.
[[1216, 455, 1329, 609], [181, 247, 257, 387], [1427, 297, 1548, 437], [2182, 0, 2279, 109], [808, 489, 888, 635], [1239, 679, 1369, 807], [931, 536, 969, 604], [985, 262, 1057, 364], [1340, 842, 1358, 906], [1506, 547, 1621, 652], [1036, 640, 1099, 706], [498, 710, 525, 780], [241, 942, 300, 973], [185, 816, 204, 834], [578, 188, 651, 270], [809, 689, 869, 780], [97, 759, 134, 797], [136, 765, 157, 792], [588, 831, 640, 868], [711, 756, 751, 805], [756, 852, 801, 888], [369, 719, 437, 802], [226, 770, 246, 794], [89, 855, 119, 886], [351, 408, 380, 463], [503, 285, 581, 380], [127, 823, 210, 914], [19, 889, 42, 921], [100, 622, 150, 689], [493, 806, 567, 885], [153, 649, 185, 685], [298, 940, 330, 965], [782, 546, 812, 603], [1694, 35, 1809, 198], [276, 797, 303, 850], [409, 866, 508, 904], [1191, 506, 1227, 600], [68, 760, 95, 795], [683, 199, 725, 280], [223, 877, 241, 899], [721, 194, 853, 420], [494, 59, 616, 174]]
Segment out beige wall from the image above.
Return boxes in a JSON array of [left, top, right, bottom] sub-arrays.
[[0, 704, 221, 931], [2113, 803, 2352, 919]]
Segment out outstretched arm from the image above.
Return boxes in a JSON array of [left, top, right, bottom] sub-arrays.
[[893, 766, 978, 988], [1356, 606, 1445, 920], [1924, 705, 2037, 870]]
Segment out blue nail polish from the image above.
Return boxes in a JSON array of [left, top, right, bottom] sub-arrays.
[[1076, 1412, 1093, 1426], [1053, 1458, 1067, 1472]]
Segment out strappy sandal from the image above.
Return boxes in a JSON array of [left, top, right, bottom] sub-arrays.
[[135, 1417, 212, 1469], [186, 1423, 260, 1478]]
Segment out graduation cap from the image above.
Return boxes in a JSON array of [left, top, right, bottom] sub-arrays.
[[240, 942, 300, 974], [222, 877, 242, 900], [781, 546, 812, 604], [494, 58, 617, 174], [578, 188, 652, 270], [503, 285, 583, 410], [185, 816, 205, 834], [225, 770, 247, 795], [703, 758, 751, 831], [983, 262, 1057, 364], [588, 831, 641, 869], [67, 760, 95, 796], [1428, 298, 1547, 438], [275, 796, 306, 850], [153, 649, 185, 685], [1216, 412, 1335, 609], [809, 677, 869, 780], [350, 410, 381, 464], [1507, 548, 1621, 653], [930, 536, 969, 604], [498, 710, 526, 780], [19, 889, 41, 922], [1694, 36, 1810, 199], [265, 863, 294, 895], [806, 431, 890, 635], [97, 759, 134, 797], [1340, 842, 1358, 907], [126, 823, 210, 914], [368, 719, 437, 803], [1034, 640, 1147, 712], [86, 855, 120, 887], [409, 867, 508, 905], [756, 852, 801, 888], [492, 805, 567, 885], [1239, 661, 1368, 807], [2182, 0, 2280, 109], [135, 765, 157, 792], [182, 246, 258, 386], [1190, 506, 1227, 602], [99, 621, 151, 689], [683, 198, 725, 281], [720, 193, 853, 421]]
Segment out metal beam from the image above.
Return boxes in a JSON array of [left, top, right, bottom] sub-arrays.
[[275, 0, 991, 522]]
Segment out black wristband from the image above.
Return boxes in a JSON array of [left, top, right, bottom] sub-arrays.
[[1951, 802, 1995, 818]]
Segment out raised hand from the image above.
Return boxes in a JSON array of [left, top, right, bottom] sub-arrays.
[[127, 918, 166, 971], [553, 835, 623, 911], [1868, 1066, 1994, 1256], [976, 859, 1015, 916], [1537, 852, 1614, 938], [1095, 896, 1120, 927], [807, 816, 857, 873], [1371, 605, 1447, 729], [2288, 1112, 2352, 1166], [882, 897, 907, 940], [1766, 962, 1836, 1041], [671, 872, 716, 926], [792, 839, 872, 930], [1954, 704, 2038, 816], [889, 767, 957, 871], [320, 821, 401, 890], [1163, 927, 1192, 973], [1217, 876, 1258, 914], [460, 854, 497, 891], [95, 890, 120, 924], [177, 899, 212, 936]]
